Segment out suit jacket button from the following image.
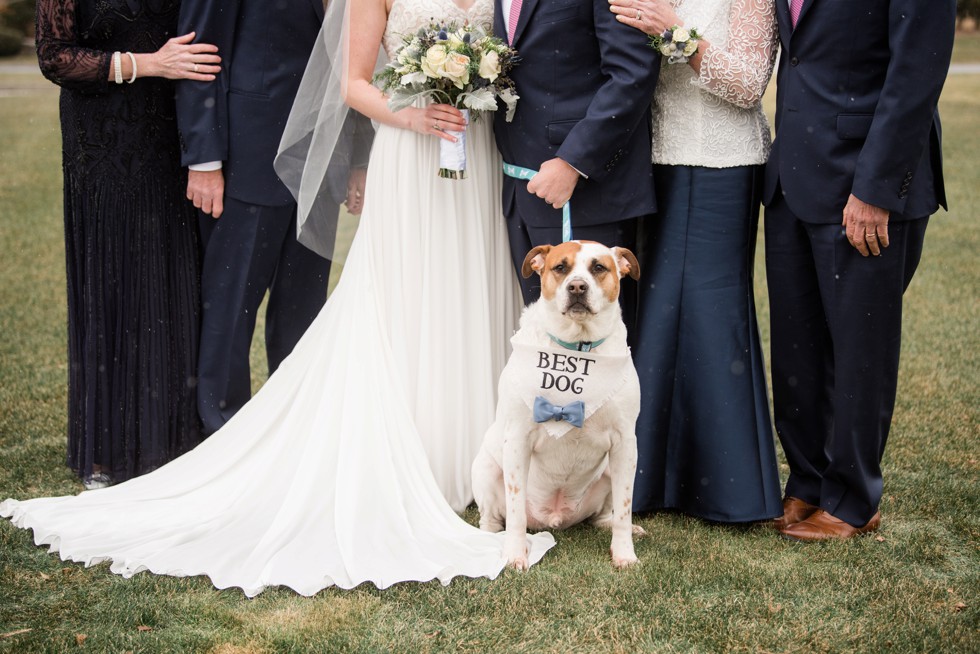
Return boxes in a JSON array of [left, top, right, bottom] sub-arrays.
[[790, 56, 799, 66]]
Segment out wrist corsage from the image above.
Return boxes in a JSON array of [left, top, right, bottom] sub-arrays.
[[649, 25, 701, 65]]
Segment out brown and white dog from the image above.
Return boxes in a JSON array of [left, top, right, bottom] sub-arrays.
[[472, 241, 644, 570]]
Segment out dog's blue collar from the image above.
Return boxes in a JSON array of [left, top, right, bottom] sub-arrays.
[[547, 333, 607, 352]]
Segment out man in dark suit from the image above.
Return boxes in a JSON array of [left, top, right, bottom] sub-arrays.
[[493, 0, 660, 313], [764, 0, 955, 540], [175, 0, 371, 434]]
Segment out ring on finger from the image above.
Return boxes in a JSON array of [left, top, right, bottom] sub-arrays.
[[865, 231, 877, 239], [636, 9, 642, 19], [193, 63, 199, 73]]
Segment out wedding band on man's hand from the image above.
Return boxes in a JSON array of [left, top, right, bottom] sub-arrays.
[[636, 9, 642, 20], [865, 232, 877, 239], [193, 63, 199, 73]]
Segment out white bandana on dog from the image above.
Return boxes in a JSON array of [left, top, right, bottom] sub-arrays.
[[504, 339, 634, 439]]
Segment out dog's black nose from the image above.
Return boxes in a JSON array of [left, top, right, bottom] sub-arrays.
[[567, 280, 588, 296]]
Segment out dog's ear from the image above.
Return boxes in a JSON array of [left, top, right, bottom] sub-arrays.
[[521, 245, 552, 279], [612, 247, 640, 280]]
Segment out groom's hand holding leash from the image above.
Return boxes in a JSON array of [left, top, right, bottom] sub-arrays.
[[527, 158, 580, 209]]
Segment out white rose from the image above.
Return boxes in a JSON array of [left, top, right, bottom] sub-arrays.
[[478, 50, 500, 82], [442, 52, 471, 89], [448, 33, 466, 48], [683, 40, 698, 56], [421, 44, 449, 78], [673, 28, 690, 43]]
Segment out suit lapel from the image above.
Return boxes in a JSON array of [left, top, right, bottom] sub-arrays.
[[312, 0, 325, 22], [775, 0, 791, 49], [511, 0, 540, 47], [494, 0, 507, 40]]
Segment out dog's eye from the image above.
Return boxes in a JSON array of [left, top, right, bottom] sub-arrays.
[[592, 263, 607, 274], [553, 263, 567, 274]]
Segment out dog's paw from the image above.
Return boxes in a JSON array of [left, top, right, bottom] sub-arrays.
[[504, 542, 529, 571], [479, 518, 505, 533], [632, 524, 647, 537], [610, 552, 639, 569], [507, 556, 529, 571]]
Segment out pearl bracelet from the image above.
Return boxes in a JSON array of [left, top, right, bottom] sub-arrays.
[[112, 51, 123, 84], [125, 52, 137, 83]]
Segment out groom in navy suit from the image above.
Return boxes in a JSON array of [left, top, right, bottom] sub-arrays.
[[493, 0, 661, 313], [176, 0, 372, 434], [764, 0, 955, 540]]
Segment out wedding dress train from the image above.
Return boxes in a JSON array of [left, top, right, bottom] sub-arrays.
[[0, 0, 555, 595]]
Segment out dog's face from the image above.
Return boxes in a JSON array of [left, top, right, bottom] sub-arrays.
[[521, 241, 640, 321]]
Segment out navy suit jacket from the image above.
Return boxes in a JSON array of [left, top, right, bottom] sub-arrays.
[[493, 0, 660, 227], [176, 0, 373, 208], [764, 0, 955, 222]]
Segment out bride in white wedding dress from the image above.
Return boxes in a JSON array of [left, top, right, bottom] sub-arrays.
[[0, 0, 555, 596]]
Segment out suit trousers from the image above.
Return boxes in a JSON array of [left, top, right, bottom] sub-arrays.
[[197, 197, 332, 434], [505, 209, 639, 336], [764, 194, 928, 527]]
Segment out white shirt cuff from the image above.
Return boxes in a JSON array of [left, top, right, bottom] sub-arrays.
[[188, 161, 223, 172]]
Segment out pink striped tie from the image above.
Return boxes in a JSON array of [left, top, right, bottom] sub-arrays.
[[790, 0, 804, 28], [508, 0, 523, 44]]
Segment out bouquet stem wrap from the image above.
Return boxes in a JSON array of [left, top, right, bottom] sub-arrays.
[[438, 109, 468, 179]]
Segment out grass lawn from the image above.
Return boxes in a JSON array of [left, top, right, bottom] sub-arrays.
[[0, 71, 977, 653], [953, 30, 980, 63]]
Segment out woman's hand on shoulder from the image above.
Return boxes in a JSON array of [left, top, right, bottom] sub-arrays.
[[608, 0, 680, 36], [407, 104, 468, 143], [144, 32, 221, 81]]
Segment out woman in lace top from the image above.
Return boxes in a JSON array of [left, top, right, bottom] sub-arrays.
[[607, 0, 783, 522], [36, 0, 219, 490]]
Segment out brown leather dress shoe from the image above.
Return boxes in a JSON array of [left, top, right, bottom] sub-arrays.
[[779, 510, 881, 542], [770, 497, 819, 530]]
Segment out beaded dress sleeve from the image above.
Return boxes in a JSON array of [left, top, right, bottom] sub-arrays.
[[696, 0, 777, 108], [36, 0, 111, 94]]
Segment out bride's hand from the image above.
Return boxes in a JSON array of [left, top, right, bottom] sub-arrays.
[[608, 0, 680, 36], [410, 104, 468, 143]]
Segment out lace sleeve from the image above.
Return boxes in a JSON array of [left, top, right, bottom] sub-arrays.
[[695, 0, 777, 109], [36, 0, 112, 94]]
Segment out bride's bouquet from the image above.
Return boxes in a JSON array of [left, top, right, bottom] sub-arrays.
[[374, 22, 519, 179]]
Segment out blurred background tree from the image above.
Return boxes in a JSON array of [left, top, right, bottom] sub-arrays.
[[0, 0, 35, 57], [958, 0, 980, 26]]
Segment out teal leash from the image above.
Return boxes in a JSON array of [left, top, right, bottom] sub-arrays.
[[502, 162, 573, 243]]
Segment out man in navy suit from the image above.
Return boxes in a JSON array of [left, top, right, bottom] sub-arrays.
[[764, 0, 955, 540], [493, 0, 661, 314], [176, 0, 372, 434]]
